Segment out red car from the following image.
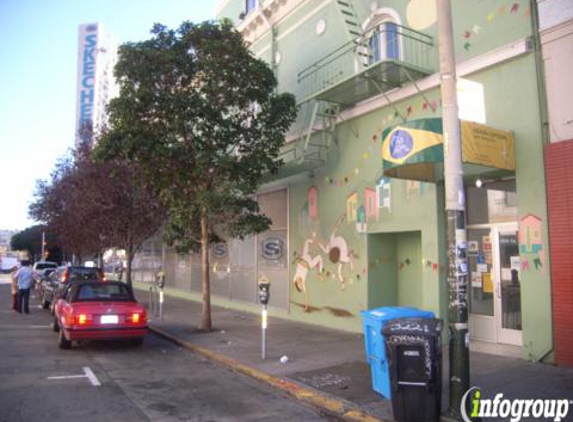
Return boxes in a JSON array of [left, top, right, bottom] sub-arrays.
[[52, 281, 147, 349]]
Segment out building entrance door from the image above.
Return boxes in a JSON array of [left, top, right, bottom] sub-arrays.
[[467, 223, 522, 346]]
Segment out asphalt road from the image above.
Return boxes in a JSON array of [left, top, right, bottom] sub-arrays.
[[0, 276, 335, 422]]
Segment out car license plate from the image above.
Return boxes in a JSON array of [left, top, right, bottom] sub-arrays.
[[101, 315, 118, 324]]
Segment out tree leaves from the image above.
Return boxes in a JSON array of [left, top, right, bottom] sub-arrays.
[[30, 144, 164, 283], [96, 20, 297, 251]]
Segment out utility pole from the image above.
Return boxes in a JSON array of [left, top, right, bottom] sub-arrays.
[[437, 0, 470, 419]]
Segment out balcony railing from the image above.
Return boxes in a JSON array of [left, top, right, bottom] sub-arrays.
[[273, 24, 435, 177], [295, 23, 434, 106]]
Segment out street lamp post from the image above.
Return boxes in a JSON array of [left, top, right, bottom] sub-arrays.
[[437, 0, 470, 419]]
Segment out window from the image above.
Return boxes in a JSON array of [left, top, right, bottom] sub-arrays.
[[368, 21, 400, 64], [75, 283, 132, 302], [362, 9, 402, 65], [245, 0, 256, 14]]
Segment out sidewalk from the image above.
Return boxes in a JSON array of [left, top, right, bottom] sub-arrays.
[[136, 287, 573, 422]]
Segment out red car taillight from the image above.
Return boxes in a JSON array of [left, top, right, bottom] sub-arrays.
[[73, 313, 93, 325], [127, 311, 146, 324]]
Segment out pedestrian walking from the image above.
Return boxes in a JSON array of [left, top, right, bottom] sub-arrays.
[[14, 260, 34, 314], [116, 263, 124, 282], [10, 265, 19, 311]]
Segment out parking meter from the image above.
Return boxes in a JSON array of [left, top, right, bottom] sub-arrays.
[[156, 269, 166, 320], [258, 276, 270, 305], [258, 276, 270, 359], [156, 270, 166, 289]]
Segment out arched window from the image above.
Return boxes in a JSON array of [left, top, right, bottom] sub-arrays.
[[362, 9, 402, 65]]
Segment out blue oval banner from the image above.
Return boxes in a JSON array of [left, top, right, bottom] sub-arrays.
[[389, 129, 414, 159]]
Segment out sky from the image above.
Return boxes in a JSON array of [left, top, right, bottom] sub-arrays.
[[0, 0, 218, 231]]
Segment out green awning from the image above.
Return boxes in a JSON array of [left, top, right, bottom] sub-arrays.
[[381, 118, 515, 182]]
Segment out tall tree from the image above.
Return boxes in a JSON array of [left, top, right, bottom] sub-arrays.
[[10, 225, 46, 262], [95, 20, 297, 331]]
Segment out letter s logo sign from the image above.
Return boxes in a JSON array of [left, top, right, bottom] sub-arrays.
[[212, 243, 227, 259], [261, 238, 284, 261]]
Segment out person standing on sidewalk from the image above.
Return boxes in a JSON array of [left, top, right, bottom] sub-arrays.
[[10, 265, 19, 311], [14, 260, 34, 314]]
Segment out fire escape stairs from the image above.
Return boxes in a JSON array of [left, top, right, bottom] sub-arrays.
[[335, 0, 369, 66], [292, 0, 360, 169], [296, 100, 340, 167], [288, 0, 434, 172]]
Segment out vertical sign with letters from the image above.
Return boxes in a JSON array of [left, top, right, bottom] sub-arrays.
[[76, 24, 99, 145]]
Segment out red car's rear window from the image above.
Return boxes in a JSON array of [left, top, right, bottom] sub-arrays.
[[75, 284, 133, 302]]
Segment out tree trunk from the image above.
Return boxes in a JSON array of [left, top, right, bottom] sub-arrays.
[[126, 249, 134, 288], [200, 208, 212, 332]]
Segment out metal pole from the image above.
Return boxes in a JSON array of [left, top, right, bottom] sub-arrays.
[[437, 0, 470, 419], [261, 304, 267, 359], [41, 231, 45, 259], [159, 288, 164, 321]]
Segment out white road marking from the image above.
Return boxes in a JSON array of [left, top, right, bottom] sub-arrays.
[[83, 367, 101, 386], [28, 325, 51, 329], [47, 367, 101, 387], [47, 375, 87, 380]]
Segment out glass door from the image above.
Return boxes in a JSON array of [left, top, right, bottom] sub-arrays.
[[468, 223, 522, 346], [494, 223, 522, 346], [468, 227, 496, 342]]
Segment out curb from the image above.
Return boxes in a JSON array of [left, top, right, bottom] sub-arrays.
[[149, 325, 390, 422]]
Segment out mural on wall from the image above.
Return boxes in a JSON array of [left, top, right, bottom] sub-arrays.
[[293, 233, 325, 311], [356, 205, 367, 233], [346, 191, 358, 224], [519, 214, 544, 272], [365, 187, 379, 222], [290, 99, 446, 316], [376, 178, 392, 211], [317, 213, 357, 290], [292, 211, 358, 308]]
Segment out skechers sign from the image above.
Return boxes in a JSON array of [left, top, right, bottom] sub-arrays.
[[261, 238, 284, 261], [77, 24, 98, 142], [389, 129, 414, 159]]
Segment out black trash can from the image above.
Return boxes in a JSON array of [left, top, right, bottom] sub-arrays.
[[383, 317, 443, 422]]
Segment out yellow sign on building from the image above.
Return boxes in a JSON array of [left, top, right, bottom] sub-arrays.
[[461, 121, 515, 171]]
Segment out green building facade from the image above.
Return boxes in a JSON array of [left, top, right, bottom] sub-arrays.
[[141, 0, 551, 362]]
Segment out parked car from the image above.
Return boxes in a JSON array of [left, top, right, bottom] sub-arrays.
[[33, 261, 58, 280], [52, 281, 147, 349], [40, 266, 106, 311], [33, 261, 58, 297]]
